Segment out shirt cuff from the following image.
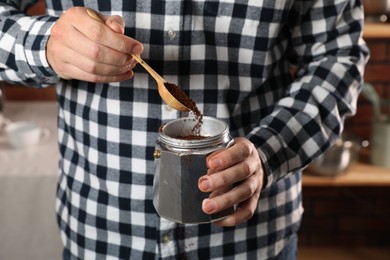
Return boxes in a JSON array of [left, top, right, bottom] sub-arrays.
[[249, 127, 292, 189], [21, 15, 59, 84]]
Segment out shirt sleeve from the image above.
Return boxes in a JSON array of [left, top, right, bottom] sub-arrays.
[[0, 0, 59, 86], [249, 0, 370, 186]]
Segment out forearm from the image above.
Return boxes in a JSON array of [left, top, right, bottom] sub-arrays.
[[251, 0, 370, 185], [0, 1, 59, 86]]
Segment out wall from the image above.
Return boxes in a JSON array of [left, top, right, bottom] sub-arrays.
[[298, 38, 390, 247], [298, 186, 390, 247]]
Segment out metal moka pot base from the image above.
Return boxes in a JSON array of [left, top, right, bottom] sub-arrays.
[[153, 117, 235, 224]]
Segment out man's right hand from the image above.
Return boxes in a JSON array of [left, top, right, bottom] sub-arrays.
[[46, 7, 143, 83]]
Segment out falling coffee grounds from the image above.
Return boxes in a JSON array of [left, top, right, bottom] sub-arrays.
[[164, 82, 203, 136]]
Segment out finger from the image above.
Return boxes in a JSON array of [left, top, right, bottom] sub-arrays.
[[202, 175, 258, 214], [74, 36, 134, 67], [213, 191, 261, 227], [49, 32, 136, 78], [51, 20, 136, 69], [104, 15, 125, 34], [68, 53, 135, 77], [79, 8, 143, 55], [71, 24, 135, 66], [49, 16, 132, 67], [208, 186, 233, 199], [213, 177, 262, 227], [86, 8, 125, 34], [207, 138, 253, 171], [199, 158, 258, 192], [57, 62, 134, 83], [63, 39, 136, 75]]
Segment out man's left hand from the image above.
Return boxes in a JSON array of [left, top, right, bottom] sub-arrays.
[[199, 137, 264, 226]]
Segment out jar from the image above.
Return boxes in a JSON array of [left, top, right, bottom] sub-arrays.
[[153, 116, 235, 224], [371, 121, 390, 168]]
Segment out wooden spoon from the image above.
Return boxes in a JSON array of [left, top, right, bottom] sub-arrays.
[[86, 9, 191, 111]]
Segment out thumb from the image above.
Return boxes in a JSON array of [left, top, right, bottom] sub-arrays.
[[104, 15, 125, 34]]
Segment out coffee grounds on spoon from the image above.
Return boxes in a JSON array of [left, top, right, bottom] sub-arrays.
[[164, 82, 203, 136]]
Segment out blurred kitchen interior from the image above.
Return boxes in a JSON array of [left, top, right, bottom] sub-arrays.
[[1, 1, 390, 260]]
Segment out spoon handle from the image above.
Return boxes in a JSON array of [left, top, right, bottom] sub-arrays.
[[130, 54, 166, 83]]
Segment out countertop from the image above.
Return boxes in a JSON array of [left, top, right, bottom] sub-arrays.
[[0, 101, 62, 260], [303, 163, 390, 187], [0, 101, 58, 176], [364, 22, 390, 39]]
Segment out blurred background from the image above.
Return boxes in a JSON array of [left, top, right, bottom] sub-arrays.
[[0, 1, 389, 259]]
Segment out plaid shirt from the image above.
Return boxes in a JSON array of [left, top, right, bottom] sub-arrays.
[[1, 0, 369, 259]]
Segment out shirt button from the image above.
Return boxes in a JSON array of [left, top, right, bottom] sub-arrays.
[[162, 233, 171, 243], [165, 104, 174, 112], [167, 29, 177, 40]]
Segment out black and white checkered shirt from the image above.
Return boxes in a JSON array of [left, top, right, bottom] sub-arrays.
[[0, 0, 369, 259]]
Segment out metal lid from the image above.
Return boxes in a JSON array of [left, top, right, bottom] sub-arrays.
[[158, 116, 230, 149]]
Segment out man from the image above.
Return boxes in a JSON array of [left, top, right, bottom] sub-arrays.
[[0, 1, 369, 259]]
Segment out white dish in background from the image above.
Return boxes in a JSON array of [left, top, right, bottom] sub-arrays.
[[4, 121, 50, 149]]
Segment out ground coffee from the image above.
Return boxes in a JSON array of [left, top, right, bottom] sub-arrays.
[[164, 82, 203, 136], [176, 135, 209, 140]]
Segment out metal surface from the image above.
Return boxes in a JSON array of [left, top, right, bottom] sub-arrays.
[[361, 83, 388, 122], [159, 116, 230, 149], [370, 122, 390, 168], [153, 117, 235, 224], [306, 136, 361, 176]]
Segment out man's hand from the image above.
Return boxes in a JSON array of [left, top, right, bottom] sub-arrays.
[[46, 7, 143, 82], [199, 137, 264, 226]]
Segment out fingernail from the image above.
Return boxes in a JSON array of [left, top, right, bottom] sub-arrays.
[[199, 177, 211, 191], [202, 199, 216, 213]]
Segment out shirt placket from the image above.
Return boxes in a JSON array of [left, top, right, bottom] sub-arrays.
[[161, 1, 182, 121], [158, 2, 182, 258], [158, 217, 178, 258]]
